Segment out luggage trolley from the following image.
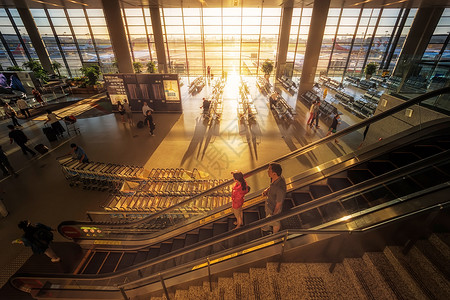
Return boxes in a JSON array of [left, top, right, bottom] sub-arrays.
[[63, 115, 80, 136]]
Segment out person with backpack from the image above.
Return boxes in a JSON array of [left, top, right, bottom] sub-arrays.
[[12, 220, 60, 262], [7, 125, 36, 156]]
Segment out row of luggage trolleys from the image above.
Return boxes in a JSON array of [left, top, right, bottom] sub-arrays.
[[135, 179, 231, 196], [58, 157, 196, 190], [104, 194, 231, 220]]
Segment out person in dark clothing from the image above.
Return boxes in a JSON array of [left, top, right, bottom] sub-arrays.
[[7, 125, 36, 156], [326, 114, 342, 143], [200, 98, 211, 116], [12, 220, 60, 262], [70, 143, 89, 163], [145, 109, 156, 136], [0, 145, 17, 177]]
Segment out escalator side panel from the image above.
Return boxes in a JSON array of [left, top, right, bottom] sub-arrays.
[[98, 252, 122, 274]]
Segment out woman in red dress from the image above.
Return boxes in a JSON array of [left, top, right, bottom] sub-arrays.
[[231, 171, 249, 229]]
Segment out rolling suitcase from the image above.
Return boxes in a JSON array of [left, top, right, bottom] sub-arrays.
[[34, 144, 48, 155], [43, 127, 57, 142]]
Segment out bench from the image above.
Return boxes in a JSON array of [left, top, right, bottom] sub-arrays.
[[277, 75, 297, 91], [256, 76, 272, 95]]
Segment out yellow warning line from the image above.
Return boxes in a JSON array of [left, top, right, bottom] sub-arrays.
[[192, 240, 276, 270]]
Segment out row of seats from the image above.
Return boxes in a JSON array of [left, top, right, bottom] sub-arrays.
[[189, 76, 205, 95], [238, 80, 257, 120], [256, 76, 272, 95], [277, 75, 297, 91], [300, 90, 338, 123], [270, 92, 297, 120]]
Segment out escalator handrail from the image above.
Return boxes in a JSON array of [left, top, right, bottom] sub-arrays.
[[13, 195, 450, 294], [15, 150, 448, 286], [58, 86, 450, 234]]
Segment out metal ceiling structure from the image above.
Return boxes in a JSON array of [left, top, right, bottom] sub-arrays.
[[4, 0, 450, 10]]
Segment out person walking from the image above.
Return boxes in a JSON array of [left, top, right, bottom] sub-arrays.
[[307, 101, 321, 129], [123, 99, 133, 125], [44, 109, 65, 138], [32, 88, 45, 106], [12, 220, 60, 263], [0, 145, 17, 177], [3, 103, 21, 127], [70, 143, 89, 163], [7, 125, 36, 156], [144, 109, 156, 136], [142, 102, 152, 117], [326, 114, 342, 144], [261, 162, 286, 233], [117, 100, 126, 123], [16, 98, 31, 118], [231, 171, 250, 229]]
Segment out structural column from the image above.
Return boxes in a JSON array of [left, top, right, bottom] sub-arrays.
[[276, 0, 294, 78], [392, 5, 444, 88], [298, 0, 331, 95], [101, 0, 134, 73], [150, 6, 168, 73], [15, 0, 53, 74]]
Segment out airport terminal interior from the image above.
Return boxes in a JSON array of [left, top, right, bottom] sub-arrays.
[[0, 0, 449, 299]]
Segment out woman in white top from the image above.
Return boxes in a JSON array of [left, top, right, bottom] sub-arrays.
[[44, 109, 65, 137]]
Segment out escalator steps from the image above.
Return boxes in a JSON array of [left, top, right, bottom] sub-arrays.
[[342, 195, 370, 213], [243, 211, 260, 225], [147, 248, 160, 260], [213, 222, 229, 236], [310, 185, 332, 199], [116, 252, 137, 271], [83, 252, 108, 274], [408, 167, 450, 189], [328, 178, 352, 192], [367, 161, 396, 176], [385, 177, 424, 198], [171, 239, 185, 252], [389, 152, 420, 167], [133, 251, 149, 265], [198, 228, 213, 241], [184, 234, 199, 246], [99, 252, 122, 274], [299, 209, 323, 227], [411, 145, 444, 159], [159, 243, 173, 255], [320, 202, 345, 222], [347, 169, 374, 184], [362, 186, 397, 206], [292, 192, 313, 206]]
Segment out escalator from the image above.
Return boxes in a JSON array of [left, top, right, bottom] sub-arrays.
[[74, 131, 449, 277], [9, 87, 450, 298]]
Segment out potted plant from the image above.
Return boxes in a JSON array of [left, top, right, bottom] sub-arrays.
[[261, 59, 274, 80], [6, 66, 24, 71], [23, 59, 49, 83], [365, 62, 378, 79], [133, 61, 143, 73], [146, 61, 156, 73], [51, 61, 62, 78], [72, 66, 103, 94]]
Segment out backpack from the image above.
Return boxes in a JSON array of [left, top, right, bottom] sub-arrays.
[[31, 227, 53, 249], [137, 121, 144, 128]]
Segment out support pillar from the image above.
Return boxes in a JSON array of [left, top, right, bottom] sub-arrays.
[[392, 5, 444, 90], [276, 0, 294, 78], [150, 6, 168, 73], [15, 0, 53, 74], [101, 0, 134, 73], [298, 0, 331, 95]]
